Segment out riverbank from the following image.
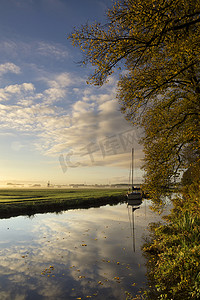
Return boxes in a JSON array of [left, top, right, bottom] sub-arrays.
[[0, 188, 126, 218], [142, 182, 200, 299]]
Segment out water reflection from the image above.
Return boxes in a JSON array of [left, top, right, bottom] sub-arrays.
[[127, 200, 142, 253], [0, 200, 165, 300]]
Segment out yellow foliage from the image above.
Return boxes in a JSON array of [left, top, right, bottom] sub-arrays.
[[69, 0, 200, 204]]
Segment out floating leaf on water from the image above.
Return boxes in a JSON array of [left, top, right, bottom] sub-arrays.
[[132, 283, 136, 286]]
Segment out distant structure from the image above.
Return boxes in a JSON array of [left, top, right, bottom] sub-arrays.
[[47, 181, 50, 187]]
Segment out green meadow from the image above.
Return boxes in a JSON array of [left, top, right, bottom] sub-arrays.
[[0, 188, 126, 218]]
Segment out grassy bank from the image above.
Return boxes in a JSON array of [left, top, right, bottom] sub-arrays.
[[0, 188, 126, 218], [141, 183, 200, 300]]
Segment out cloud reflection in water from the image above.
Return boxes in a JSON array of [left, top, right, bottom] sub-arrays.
[[0, 201, 162, 299]]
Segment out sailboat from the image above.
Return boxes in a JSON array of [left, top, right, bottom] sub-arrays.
[[126, 148, 142, 204]]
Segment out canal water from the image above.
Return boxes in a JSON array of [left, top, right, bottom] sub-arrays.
[[0, 200, 168, 300]]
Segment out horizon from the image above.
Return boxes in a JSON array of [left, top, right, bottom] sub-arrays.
[[0, 177, 143, 188]]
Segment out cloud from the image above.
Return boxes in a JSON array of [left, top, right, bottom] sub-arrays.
[[0, 62, 21, 76], [43, 88, 67, 104], [73, 100, 95, 113], [0, 39, 69, 61], [37, 41, 69, 59], [0, 83, 35, 102], [38, 72, 85, 104], [43, 72, 84, 90], [0, 67, 143, 169], [5, 83, 35, 93]]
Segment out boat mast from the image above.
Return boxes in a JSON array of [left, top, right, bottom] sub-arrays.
[[132, 148, 134, 190]]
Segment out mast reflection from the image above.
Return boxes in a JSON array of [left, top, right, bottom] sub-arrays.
[[127, 199, 142, 252]]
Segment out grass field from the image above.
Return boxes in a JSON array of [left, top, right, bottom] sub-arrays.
[[0, 188, 126, 218]]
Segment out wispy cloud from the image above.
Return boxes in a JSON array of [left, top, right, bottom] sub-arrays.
[[37, 41, 69, 59], [0, 39, 69, 61]]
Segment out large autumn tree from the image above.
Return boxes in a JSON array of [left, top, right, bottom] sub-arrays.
[[69, 0, 200, 204]]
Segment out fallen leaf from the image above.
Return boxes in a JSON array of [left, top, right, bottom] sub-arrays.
[[132, 283, 136, 286]]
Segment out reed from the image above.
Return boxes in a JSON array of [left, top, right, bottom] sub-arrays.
[[142, 182, 200, 300]]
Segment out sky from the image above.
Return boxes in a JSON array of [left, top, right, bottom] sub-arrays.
[[0, 0, 143, 186]]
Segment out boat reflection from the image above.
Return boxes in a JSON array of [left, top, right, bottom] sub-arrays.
[[127, 199, 142, 252]]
